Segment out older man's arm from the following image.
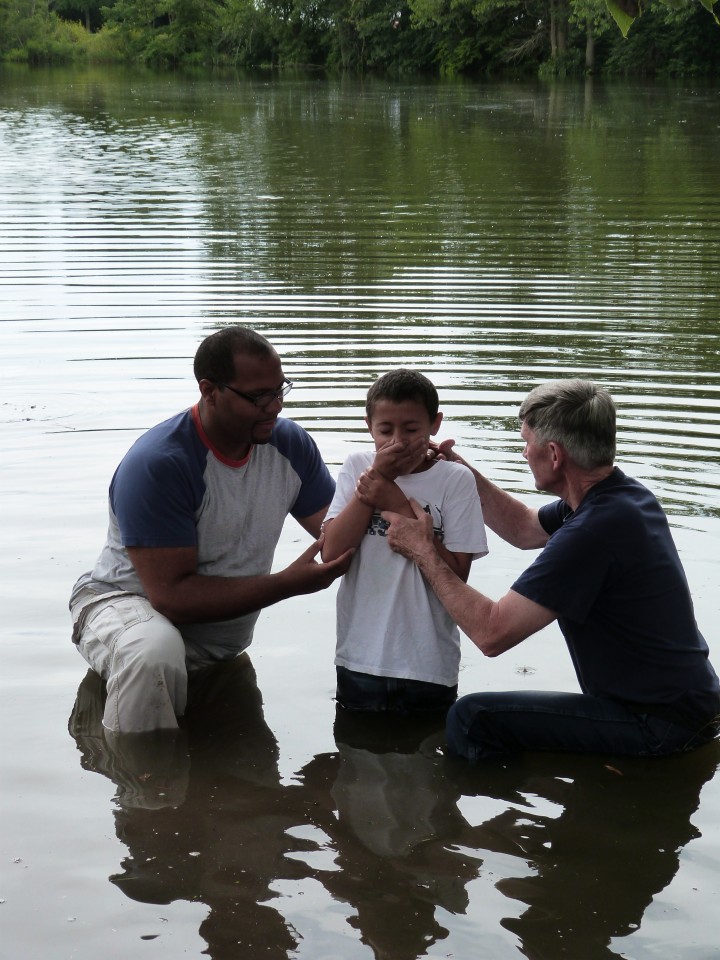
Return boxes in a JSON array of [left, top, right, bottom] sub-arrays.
[[434, 441, 548, 550], [382, 499, 556, 656]]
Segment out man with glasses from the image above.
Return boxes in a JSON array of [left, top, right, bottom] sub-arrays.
[[69, 326, 353, 733]]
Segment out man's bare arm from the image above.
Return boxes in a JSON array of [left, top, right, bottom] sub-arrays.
[[381, 500, 556, 655], [435, 441, 548, 550], [128, 539, 353, 625], [296, 505, 330, 539]]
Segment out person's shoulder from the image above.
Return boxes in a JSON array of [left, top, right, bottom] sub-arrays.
[[586, 468, 660, 512], [267, 419, 335, 496], [342, 448, 375, 468], [429, 457, 477, 488], [437, 458, 473, 476], [131, 408, 195, 451], [562, 469, 664, 541], [270, 416, 319, 450], [110, 409, 208, 512], [118, 409, 203, 478]]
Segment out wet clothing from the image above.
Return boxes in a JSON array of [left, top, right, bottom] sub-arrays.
[[70, 404, 334, 731], [327, 452, 488, 701], [448, 468, 720, 759]]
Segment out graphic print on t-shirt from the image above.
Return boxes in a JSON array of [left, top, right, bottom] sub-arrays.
[[366, 504, 443, 541]]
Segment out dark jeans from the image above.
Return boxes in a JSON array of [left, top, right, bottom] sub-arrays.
[[446, 690, 719, 761], [336, 666, 457, 716]]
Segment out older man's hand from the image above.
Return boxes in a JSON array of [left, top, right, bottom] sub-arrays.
[[381, 498, 435, 561]]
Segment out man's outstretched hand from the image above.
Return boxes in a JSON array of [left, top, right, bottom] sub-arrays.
[[283, 536, 354, 595]]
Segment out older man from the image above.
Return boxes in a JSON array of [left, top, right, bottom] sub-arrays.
[[380, 380, 720, 760], [70, 326, 353, 733]]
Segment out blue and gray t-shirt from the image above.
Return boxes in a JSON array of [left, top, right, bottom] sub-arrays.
[[72, 404, 334, 659]]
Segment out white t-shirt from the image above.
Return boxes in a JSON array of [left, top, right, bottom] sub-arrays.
[[326, 450, 489, 686]]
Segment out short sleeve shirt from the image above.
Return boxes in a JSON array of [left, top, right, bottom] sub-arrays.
[[327, 452, 489, 686], [77, 405, 334, 658], [511, 468, 720, 725]]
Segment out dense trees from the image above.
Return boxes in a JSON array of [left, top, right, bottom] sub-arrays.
[[0, 0, 717, 74]]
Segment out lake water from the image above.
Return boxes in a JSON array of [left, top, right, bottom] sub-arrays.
[[1, 65, 719, 960]]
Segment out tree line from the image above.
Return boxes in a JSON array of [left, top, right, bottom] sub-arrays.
[[1, 0, 718, 76]]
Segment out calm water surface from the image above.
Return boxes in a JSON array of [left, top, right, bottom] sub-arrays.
[[1, 66, 719, 960]]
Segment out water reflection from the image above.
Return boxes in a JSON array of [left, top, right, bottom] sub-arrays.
[[3, 72, 719, 518], [447, 745, 720, 959], [5, 69, 718, 958], [301, 713, 480, 959], [70, 656, 305, 956], [68, 662, 719, 960]]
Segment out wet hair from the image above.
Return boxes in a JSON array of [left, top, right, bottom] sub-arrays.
[[193, 326, 276, 384], [518, 379, 616, 469], [366, 369, 439, 421]]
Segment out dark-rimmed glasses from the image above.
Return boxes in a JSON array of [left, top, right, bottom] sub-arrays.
[[218, 378, 293, 408]]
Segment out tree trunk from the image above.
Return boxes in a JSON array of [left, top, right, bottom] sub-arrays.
[[556, 0, 568, 54], [585, 18, 595, 72]]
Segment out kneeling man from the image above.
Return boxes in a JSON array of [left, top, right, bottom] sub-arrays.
[[381, 379, 720, 760]]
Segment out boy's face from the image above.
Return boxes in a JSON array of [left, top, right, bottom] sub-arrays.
[[366, 398, 442, 473]]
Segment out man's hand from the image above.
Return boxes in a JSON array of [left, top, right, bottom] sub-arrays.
[[381, 498, 435, 562], [283, 536, 354, 594], [384, 502, 556, 658], [372, 436, 429, 481], [428, 437, 462, 463]]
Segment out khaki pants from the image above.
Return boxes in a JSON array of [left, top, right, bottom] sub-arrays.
[[70, 586, 187, 733]]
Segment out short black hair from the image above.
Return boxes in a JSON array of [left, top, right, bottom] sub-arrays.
[[366, 369, 439, 421], [193, 326, 276, 384]]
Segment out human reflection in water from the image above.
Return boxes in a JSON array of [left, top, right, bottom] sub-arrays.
[[299, 709, 483, 960], [70, 666, 718, 960], [70, 664, 484, 960], [69, 654, 314, 959], [443, 742, 720, 960]]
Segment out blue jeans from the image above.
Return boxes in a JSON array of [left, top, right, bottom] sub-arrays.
[[446, 690, 719, 761], [336, 666, 457, 716]]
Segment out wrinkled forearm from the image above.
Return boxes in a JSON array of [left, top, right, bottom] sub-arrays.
[[411, 546, 505, 653], [413, 542, 556, 655], [455, 457, 547, 550]]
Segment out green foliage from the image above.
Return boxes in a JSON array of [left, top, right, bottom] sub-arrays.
[[1, 0, 718, 72], [54, 0, 106, 32], [101, 0, 223, 64], [407, 0, 552, 75], [0, 2, 107, 63], [604, 0, 720, 73], [605, 0, 638, 36], [217, 0, 276, 65]]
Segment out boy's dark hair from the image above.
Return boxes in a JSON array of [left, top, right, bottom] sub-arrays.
[[366, 369, 439, 420], [194, 325, 276, 384]]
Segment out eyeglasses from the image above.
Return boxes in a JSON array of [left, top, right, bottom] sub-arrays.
[[218, 378, 293, 408]]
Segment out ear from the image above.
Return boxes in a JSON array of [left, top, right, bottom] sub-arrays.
[[199, 379, 219, 406], [548, 441, 564, 469], [429, 411, 443, 436], [364, 415, 373, 434]]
